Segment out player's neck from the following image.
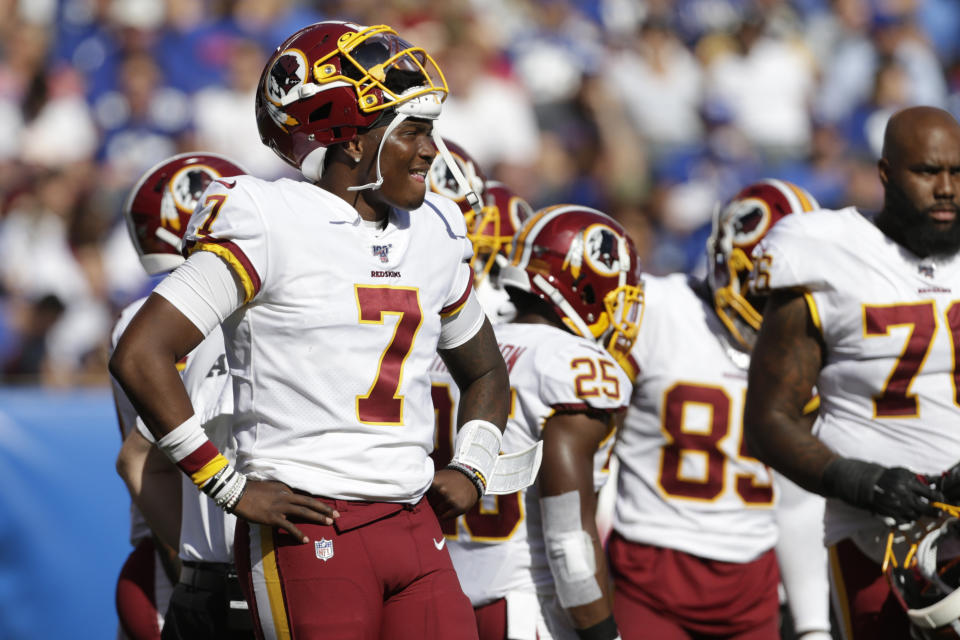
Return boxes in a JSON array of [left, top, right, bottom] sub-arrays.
[[511, 312, 560, 329]]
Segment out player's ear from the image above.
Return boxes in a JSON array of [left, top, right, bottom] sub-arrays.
[[878, 157, 890, 187], [342, 138, 364, 165]]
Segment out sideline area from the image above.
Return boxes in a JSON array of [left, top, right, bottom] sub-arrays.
[[0, 387, 128, 639]]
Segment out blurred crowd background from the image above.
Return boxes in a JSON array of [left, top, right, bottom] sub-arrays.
[[1, 0, 958, 387]]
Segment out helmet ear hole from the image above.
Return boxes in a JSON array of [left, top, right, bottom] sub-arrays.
[[309, 103, 333, 123], [581, 284, 596, 306]]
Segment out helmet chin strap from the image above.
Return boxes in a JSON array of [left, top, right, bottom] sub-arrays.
[[347, 111, 407, 192], [345, 90, 482, 219], [432, 134, 483, 219]]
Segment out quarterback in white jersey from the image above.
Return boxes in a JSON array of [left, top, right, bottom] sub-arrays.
[[111, 21, 511, 640], [744, 107, 960, 640], [610, 179, 828, 640], [433, 204, 642, 640], [112, 152, 248, 640]]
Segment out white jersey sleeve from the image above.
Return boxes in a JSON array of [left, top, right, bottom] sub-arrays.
[[753, 207, 960, 544], [182, 176, 270, 305]]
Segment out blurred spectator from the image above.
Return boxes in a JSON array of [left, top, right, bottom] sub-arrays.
[[156, 0, 234, 94], [604, 17, 705, 160], [53, 0, 164, 103], [703, 10, 816, 160], [813, 0, 947, 124], [842, 56, 911, 157], [94, 49, 193, 190], [434, 16, 541, 199], [0, 167, 113, 385], [224, 0, 325, 52], [192, 37, 291, 178], [774, 120, 852, 209]]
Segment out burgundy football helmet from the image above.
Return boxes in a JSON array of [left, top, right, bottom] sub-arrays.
[[256, 21, 448, 181], [706, 178, 819, 348], [428, 139, 487, 216], [124, 152, 247, 275], [428, 141, 532, 282], [883, 510, 960, 639], [472, 181, 534, 282], [500, 204, 643, 378]]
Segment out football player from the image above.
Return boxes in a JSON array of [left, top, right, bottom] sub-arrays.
[[744, 105, 960, 639], [110, 21, 512, 640], [431, 205, 642, 640], [609, 179, 830, 639], [428, 139, 533, 323], [111, 152, 249, 639]]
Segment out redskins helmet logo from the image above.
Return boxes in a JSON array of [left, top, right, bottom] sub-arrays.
[[583, 225, 621, 276], [161, 165, 218, 231], [428, 151, 482, 200], [562, 224, 621, 279], [725, 197, 771, 248], [267, 50, 307, 103], [264, 49, 307, 129]]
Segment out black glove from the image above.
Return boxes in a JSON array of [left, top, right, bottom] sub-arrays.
[[821, 458, 942, 523], [927, 461, 960, 503]]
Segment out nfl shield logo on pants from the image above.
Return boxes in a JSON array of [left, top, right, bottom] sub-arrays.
[[315, 538, 334, 562]]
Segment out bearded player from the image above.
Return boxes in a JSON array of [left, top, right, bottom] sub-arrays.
[[745, 106, 960, 639]]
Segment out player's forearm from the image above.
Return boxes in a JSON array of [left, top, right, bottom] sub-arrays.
[[442, 319, 510, 431], [744, 291, 834, 493], [745, 404, 836, 494], [136, 463, 182, 549], [109, 294, 202, 438], [564, 516, 617, 631], [540, 414, 619, 638]]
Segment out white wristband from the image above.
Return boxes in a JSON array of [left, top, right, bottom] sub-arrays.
[[156, 414, 208, 463], [451, 419, 503, 490]]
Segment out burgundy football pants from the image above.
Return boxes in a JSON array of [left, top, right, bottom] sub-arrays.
[[608, 532, 781, 639], [828, 538, 910, 640], [235, 497, 478, 640], [116, 537, 175, 640]]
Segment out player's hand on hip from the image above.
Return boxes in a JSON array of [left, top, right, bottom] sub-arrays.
[[427, 469, 479, 520], [232, 479, 340, 544]]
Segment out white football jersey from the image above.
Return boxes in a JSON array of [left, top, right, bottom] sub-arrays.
[[755, 207, 960, 543], [430, 322, 631, 606], [184, 177, 475, 503], [111, 297, 235, 562], [614, 274, 778, 563]]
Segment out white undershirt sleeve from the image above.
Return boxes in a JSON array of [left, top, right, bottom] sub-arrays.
[[154, 250, 245, 336], [438, 288, 486, 350]]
